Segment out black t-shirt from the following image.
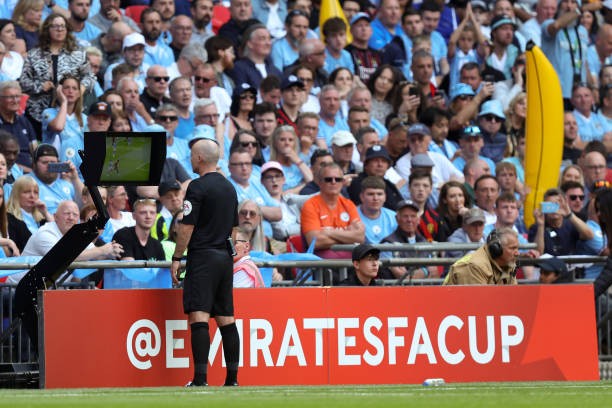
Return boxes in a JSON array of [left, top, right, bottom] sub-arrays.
[[182, 172, 238, 251], [113, 226, 165, 261]]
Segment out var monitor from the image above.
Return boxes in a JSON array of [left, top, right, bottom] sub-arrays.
[[81, 132, 167, 186]]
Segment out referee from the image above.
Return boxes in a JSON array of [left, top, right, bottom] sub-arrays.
[[171, 138, 240, 387]]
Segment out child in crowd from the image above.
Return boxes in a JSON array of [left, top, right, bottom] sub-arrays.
[[322, 18, 355, 75]]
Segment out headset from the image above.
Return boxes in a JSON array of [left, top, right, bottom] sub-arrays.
[[487, 229, 503, 259]]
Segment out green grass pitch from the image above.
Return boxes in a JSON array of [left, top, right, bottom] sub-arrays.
[[1, 382, 612, 407]]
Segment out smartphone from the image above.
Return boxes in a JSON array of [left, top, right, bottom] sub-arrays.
[[540, 201, 560, 214], [483, 74, 495, 83], [48, 162, 71, 173], [409, 87, 420, 97], [436, 90, 447, 100]]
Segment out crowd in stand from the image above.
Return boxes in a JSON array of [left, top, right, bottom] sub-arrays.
[[0, 0, 610, 288]]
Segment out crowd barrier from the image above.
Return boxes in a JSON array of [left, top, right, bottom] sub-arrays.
[[0, 252, 610, 386]]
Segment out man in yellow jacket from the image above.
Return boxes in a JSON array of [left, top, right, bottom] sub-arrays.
[[444, 227, 520, 285]]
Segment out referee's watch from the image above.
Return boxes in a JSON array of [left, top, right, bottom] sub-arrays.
[[172, 256, 182, 262]]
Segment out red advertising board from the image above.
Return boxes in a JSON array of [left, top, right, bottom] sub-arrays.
[[40, 285, 599, 388]]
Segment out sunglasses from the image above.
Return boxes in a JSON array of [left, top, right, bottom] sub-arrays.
[[568, 194, 585, 201], [240, 141, 258, 148], [482, 115, 502, 123], [149, 76, 170, 83], [194, 76, 214, 83], [457, 94, 473, 101], [239, 210, 258, 218], [157, 115, 178, 122], [323, 177, 343, 183]]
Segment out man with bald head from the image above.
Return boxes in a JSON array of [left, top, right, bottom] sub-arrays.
[[90, 21, 133, 74], [172, 137, 241, 387], [141, 65, 171, 117], [7, 201, 124, 284], [285, 38, 329, 89]]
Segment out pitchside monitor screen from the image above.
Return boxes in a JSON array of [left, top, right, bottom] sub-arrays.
[[82, 132, 166, 186]]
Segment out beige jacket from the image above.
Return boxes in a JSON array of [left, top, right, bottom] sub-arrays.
[[444, 245, 517, 285]]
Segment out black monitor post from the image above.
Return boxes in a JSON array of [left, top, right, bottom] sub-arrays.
[[12, 132, 166, 343]]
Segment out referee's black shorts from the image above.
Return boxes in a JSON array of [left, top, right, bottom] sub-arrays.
[[183, 248, 234, 316]]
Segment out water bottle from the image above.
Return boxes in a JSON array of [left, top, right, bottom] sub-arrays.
[[422, 378, 445, 386]]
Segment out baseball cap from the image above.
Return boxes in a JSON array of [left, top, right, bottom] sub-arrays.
[[281, 75, 305, 91], [122, 32, 145, 51], [351, 243, 380, 262], [261, 161, 285, 176], [331, 130, 356, 146], [411, 153, 434, 168], [88, 101, 112, 117], [478, 100, 506, 120], [407, 123, 431, 137], [232, 82, 257, 99], [463, 207, 486, 225], [471, 0, 488, 10], [490, 15, 516, 31], [350, 12, 371, 26], [158, 180, 181, 196], [449, 83, 476, 102], [396, 199, 419, 212], [364, 145, 391, 163], [534, 256, 568, 275], [461, 125, 483, 139], [33, 143, 59, 162]]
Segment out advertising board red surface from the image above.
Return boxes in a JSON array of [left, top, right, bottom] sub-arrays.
[[41, 285, 598, 388]]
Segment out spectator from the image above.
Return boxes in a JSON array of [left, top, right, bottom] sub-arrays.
[[301, 162, 365, 259], [392, 81, 422, 126], [419, 0, 449, 81], [350, 124, 380, 172], [346, 12, 382, 84], [232, 227, 265, 287], [294, 64, 320, 113], [151, 0, 175, 33], [169, 15, 194, 61], [6, 176, 52, 247], [192, 65, 232, 120], [277, 75, 306, 130], [520, 0, 558, 47], [104, 32, 150, 92], [169, 76, 194, 139], [0, 82, 37, 171], [380, 199, 438, 279], [571, 83, 605, 142], [299, 148, 334, 195], [383, 117, 409, 164], [271, 10, 309, 72], [529, 187, 594, 256], [118, 77, 153, 132], [140, 65, 171, 119], [357, 176, 397, 244], [537, 256, 574, 283], [260, 161, 309, 241], [448, 75, 494, 135], [205, 36, 236, 96], [268, 125, 313, 192], [486, 14, 519, 80], [453, 125, 497, 175], [0, 20, 25, 80], [561, 180, 587, 218], [228, 148, 282, 235], [474, 174, 500, 225], [226, 83, 257, 146], [296, 112, 320, 162], [42, 74, 86, 149], [0, 183, 19, 257], [218, 0, 262, 51], [139, 8, 174, 68], [587, 24, 612, 87], [477, 100, 508, 163], [228, 24, 281, 92], [330, 130, 357, 176], [407, 168, 445, 242], [367, 64, 400, 124], [252, 0, 288, 40], [329, 67, 354, 118], [447, 207, 487, 259], [347, 87, 389, 138], [348, 145, 403, 210], [597, 83, 612, 134], [7, 200, 124, 285], [322, 17, 355, 75], [369, 0, 402, 51], [504, 92, 526, 158], [582, 150, 608, 194], [228, 129, 265, 176], [339, 243, 380, 286], [444, 227, 519, 285], [90, 21, 132, 76], [575, 191, 607, 279], [154, 105, 192, 175], [317, 85, 350, 147], [20, 13, 95, 137], [237, 199, 269, 253], [437, 180, 471, 240], [112, 198, 165, 261], [12, 0, 44, 51], [90, 0, 140, 33], [68, 0, 102, 47], [190, 0, 214, 44], [106, 185, 135, 234], [0, 131, 24, 187]]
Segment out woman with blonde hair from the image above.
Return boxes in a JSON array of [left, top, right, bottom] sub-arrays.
[[269, 125, 313, 193], [7, 176, 53, 238], [0, 183, 20, 257], [559, 164, 586, 187], [504, 92, 526, 157], [42, 74, 86, 149], [12, 0, 44, 51]]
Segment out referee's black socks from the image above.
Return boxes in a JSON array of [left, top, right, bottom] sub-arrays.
[[190, 321, 210, 386], [220, 322, 240, 385]]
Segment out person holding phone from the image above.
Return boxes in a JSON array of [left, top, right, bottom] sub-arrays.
[[528, 187, 594, 256]]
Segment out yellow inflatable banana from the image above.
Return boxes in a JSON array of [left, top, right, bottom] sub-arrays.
[[524, 43, 564, 229]]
